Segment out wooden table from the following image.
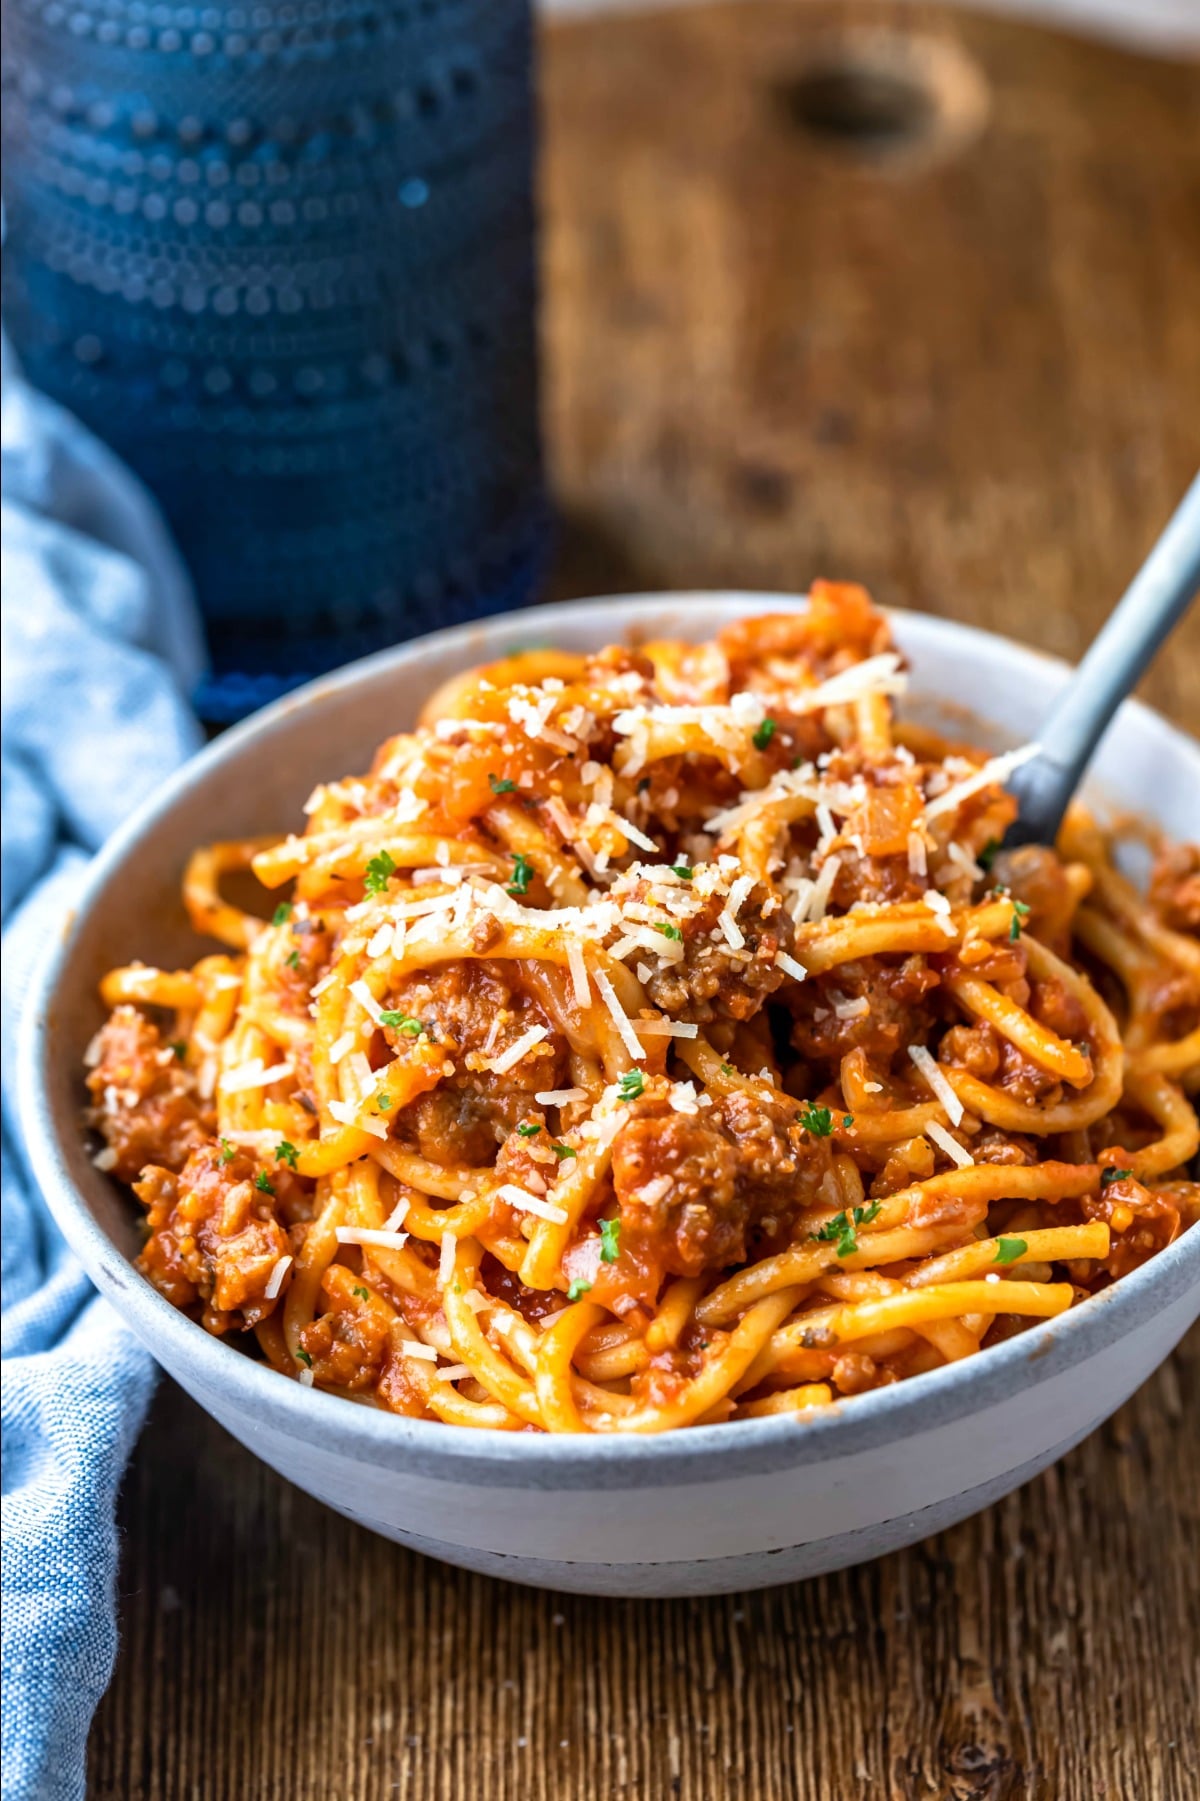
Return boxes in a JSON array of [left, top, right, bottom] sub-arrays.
[[90, 5, 1199, 1797]]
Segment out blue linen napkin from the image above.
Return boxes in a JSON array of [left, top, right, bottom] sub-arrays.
[[2, 336, 207, 1801]]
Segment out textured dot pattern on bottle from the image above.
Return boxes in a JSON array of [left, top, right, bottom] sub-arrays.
[[2, 0, 547, 718]]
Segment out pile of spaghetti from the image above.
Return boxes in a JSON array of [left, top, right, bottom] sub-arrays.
[[86, 587, 1200, 1433]]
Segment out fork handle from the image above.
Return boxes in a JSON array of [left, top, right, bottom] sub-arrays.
[[1004, 471, 1200, 849]]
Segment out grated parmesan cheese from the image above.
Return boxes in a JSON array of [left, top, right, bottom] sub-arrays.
[[222, 1058, 293, 1094], [497, 1183, 569, 1225], [807, 855, 842, 921], [486, 1024, 549, 1075], [717, 874, 756, 950], [366, 923, 394, 958], [536, 1087, 589, 1106], [922, 742, 1039, 823], [926, 1121, 975, 1168], [567, 941, 591, 1009], [264, 1254, 293, 1299], [785, 652, 908, 716], [907, 1044, 965, 1127], [774, 950, 809, 982], [334, 1226, 410, 1250], [591, 969, 646, 1062], [348, 979, 385, 1027], [922, 889, 958, 937], [610, 812, 659, 854]]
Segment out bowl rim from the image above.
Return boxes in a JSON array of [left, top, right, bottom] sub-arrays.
[[19, 591, 1200, 1490]]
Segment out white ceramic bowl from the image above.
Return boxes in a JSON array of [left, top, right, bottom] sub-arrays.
[[19, 596, 1200, 1597]]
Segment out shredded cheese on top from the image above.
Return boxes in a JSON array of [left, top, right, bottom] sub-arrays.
[[907, 1044, 965, 1127]]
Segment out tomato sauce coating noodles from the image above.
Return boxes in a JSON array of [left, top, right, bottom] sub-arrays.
[[85, 587, 1200, 1432]]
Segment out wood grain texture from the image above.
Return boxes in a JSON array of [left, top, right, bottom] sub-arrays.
[[542, 0, 1200, 728], [90, 5, 1199, 1798]]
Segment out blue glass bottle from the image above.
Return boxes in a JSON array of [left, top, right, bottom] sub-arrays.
[[2, 0, 547, 719]]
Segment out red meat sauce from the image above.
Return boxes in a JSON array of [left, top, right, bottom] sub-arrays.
[[84, 829, 1151, 1369], [1149, 841, 1200, 935]]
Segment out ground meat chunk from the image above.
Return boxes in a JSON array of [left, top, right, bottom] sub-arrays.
[[1149, 841, 1200, 935], [939, 1021, 1001, 1079], [389, 961, 566, 1165], [831, 1352, 882, 1396], [789, 956, 940, 1066], [996, 1038, 1063, 1107], [991, 844, 1082, 950], [612, 1108, 739, 1275], [1030, 976, 1091, 1045], [133, 1144, 293, 1331], [86, 1005, 214, 1180], [717, 584, 891, 689], [638, 882, 795, 1025], [299, 1308, 390, 1390], [610, 1087, 833, 1279], [827, 843, 927, 910], [1083, 1173, 1184, 1277], [970, 1129, 1039, 1167]]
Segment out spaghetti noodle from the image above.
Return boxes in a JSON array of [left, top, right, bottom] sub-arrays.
[[84, 586, 1200, 1432]]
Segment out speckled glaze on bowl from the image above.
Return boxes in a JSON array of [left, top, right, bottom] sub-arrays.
[[19, 597, 1200, 1597]]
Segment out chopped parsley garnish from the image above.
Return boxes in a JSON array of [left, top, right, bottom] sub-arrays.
[[1100, 1167, 1132, 1188], [379, 1009, 424, 1035], [364, 849, 397, 895], [1008, 899, 1032, 941], [169, 1040, 187, 1061], [551, 1142, 577, 1161], [507, 851, 535, 897], [655, 922, 684, 942], [218, 1137, 235, 1165], [812, 1200, 883, 1259], [272, 902, 292, 926], [375, 1092, 393, 1111], [254, 1171, 275, 1194], [598, 1217, 621, 1263], [488, 773, 516, 795], [671, 864, 694, 881], [285, 949, 300, 970], [978, 839, 1000, 873], [567, 1278, 593, 1302], [352, 1285, 370, 1301], [720, 1062, 734, 1076], [993, 1237, 1027, 1265], [275, 1140, 299, 1168], [295, 1349, 313, 1368], [796, 1101, 834, 1137], [617, 1071, 645, 1101], [517, 1122, 542, 1138], [752, 717, 777, 751], [842, 1115, 855, 1130]]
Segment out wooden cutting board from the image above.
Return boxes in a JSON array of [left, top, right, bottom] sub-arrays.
[[89, 5, 1199, 1798]]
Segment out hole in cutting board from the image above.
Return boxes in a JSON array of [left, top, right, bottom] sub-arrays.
[[778, 31, 989, 167], [786, 62, 932, 146]]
